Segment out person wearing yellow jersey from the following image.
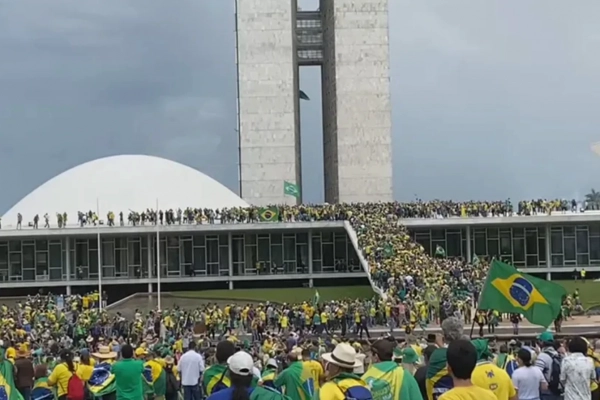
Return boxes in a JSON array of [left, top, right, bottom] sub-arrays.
[[470, 342, 516, 400], [439, 340, 497, 400], [301, 348, 324, 389], [48, 349, 79, 399], [317, 343, 371, 400]]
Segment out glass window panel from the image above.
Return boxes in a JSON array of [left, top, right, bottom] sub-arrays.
[[564, 237, 576, 261], [334, 235, 346, 260], [526, 255, 538, 267], [322, 243, 334, 268], [128, 240, 141, 266], [49, 245, 61, 269], [207, 239, 219, 263], [36, 240, 48, 251], [9, 241, 20, 252], [0, 245, 7, 264], [193, 235, 205, 247], [75, 242, 88, 267], [577, 254, 589, 266], [590, 224, 600, 237], [538, 227, 546, 237], [219, 246, 228, 271], [271, 245, 283, 266], [89, 238, 98, 250], [244, 234, 256, 246], [232, 239, 244, 263], [538, 238, 547, 262], [462, 239, 467, 260], [23, 245, 34, 269], [474, 236, 486, 256], [312, 236, 321, 261], [513, 238, 525, 262], [168, 248, 179, 272], [193, 247, 206, 271], [284, 237, 296, 261], [219, 235, 228, 246], [183, 241, 193, 264], [257, 238, 269, 262], [500, 231, 512, 255], [551, 231, 563, 254], [160, 240, 167, 266], [296, 233, 308, 244], [591, 237, 600, 260], [487, 228, 498, 239], [431, 230, 445, 240], [50, 269, 61, 280], [36, 252, 47, 268], [446, 233, 460, 257], [90, 250, 98, 275], [513, 228, 524, 238], [102, 240, 115, 266], [577, 230, 589, 254], [563, 226, 575, 237], [525, 231, 538, 255], [23, 269, 34, 281], [271, 234, 282, 245], [321, 231, 333, 243], [142, 248, 148, 275], [487, 239, 499, 258], [244, 246, 257, 272]]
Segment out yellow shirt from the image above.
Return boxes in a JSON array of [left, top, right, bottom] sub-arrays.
[[318, 377, 370, 400], [471, 361, 516, 400], [76, 363, 94, 382], [48, 363, 75, 397], [439, 385, 498, 400], [303, 360, 324, 389]]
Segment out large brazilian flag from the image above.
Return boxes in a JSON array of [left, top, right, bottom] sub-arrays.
[[0, 350, 23, 400], [88, 363, 116, 398], [31, 378, 54, 400]]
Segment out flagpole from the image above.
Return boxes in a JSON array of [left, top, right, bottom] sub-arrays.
[[156, 198, 161, 310], [97, 198, 103, 311]]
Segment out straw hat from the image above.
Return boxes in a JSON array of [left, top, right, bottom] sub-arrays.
[[322, 343, 363, 369], [92, 345, 117, 359], [164, 356, 175, 365]]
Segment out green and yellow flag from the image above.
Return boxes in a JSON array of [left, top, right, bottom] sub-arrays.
[[478, 260, 566, 327], [283, 181, 300, 199], [0, 349, 24, 400], [259, 207, 279, 222]]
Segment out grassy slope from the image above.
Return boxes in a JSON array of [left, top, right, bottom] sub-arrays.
[[172, 280, 598, 308]]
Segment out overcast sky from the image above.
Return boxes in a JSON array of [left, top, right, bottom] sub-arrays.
[[1, 0, 600, 213]]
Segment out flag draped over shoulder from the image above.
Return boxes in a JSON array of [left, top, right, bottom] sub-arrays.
[[426, 348, 452, 400], [361, 361, 404, 399], [0, 353, 24, 400], [479, 260, 566, 327], [31, 378, 54, 400], [88, 363, 116, 398]]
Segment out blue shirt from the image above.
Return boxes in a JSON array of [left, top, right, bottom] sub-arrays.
[[207, 387, 254, 400]]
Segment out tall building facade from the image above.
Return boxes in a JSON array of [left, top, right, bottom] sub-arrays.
[[235, 0, 392, 206]]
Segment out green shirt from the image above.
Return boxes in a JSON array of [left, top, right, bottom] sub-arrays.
[[113, 359, 145, 400]]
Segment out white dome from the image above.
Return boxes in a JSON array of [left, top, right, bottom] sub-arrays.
[[2, 155, 248, 225]]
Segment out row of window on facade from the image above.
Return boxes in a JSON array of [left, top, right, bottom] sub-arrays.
[[0, 231, 360, 281], [410, 225, 600, 267]]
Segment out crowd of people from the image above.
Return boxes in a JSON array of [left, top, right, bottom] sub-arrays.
[[1, 292, 598, 400], [2, 198, 592, 230]]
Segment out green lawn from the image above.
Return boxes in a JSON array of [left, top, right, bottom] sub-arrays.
[[554, 280, 600, 309], [173, 286, 375, 304], [171, 280, 597, 309]]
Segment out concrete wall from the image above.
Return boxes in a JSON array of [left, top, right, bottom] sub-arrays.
[[236, 0, 300, 206], [321, 0, 393, 203]]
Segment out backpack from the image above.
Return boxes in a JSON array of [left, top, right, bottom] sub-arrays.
[[66, 373, 85, 400], [544, 351, 563, 395], [340, 385, 373, 400]]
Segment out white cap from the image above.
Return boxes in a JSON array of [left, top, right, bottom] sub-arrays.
[[227, 351, 254, 376]]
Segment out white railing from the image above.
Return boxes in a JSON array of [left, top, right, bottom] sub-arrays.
[[343, 221, 387, 301]]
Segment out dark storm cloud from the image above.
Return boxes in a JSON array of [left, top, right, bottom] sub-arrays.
[[2, 0, 600, 211], [0, 0, 238, 213]]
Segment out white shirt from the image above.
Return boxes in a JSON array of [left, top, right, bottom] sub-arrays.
[[560, 353, 595, 400], [512, 365, 546, 400], [177, 349, 205, 386]]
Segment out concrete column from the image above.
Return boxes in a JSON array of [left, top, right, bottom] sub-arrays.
[[545, 225, 552, 268], [465, 226, 472, 263], [308, 231, 313, 274], [65, 236, 71, 282], [228, 233, 233, 277], [309, 278, 313, 288], [66, 286, 71, 296], [148, 282, 153, 294], [147, 234, 152, 278], [229, 281, 234, 290], [547, 271, 551, 280]]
